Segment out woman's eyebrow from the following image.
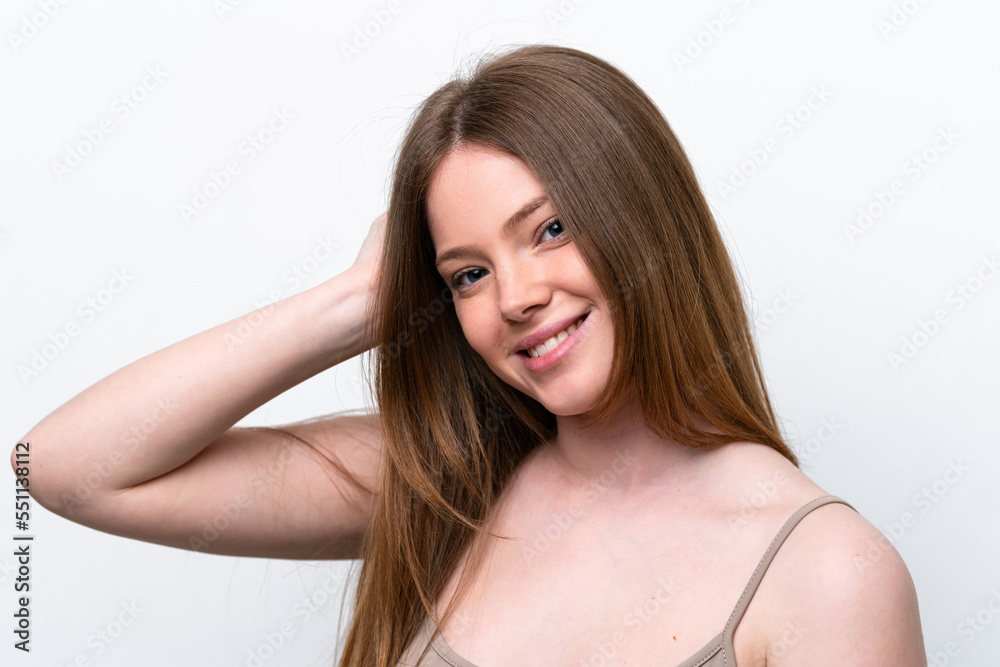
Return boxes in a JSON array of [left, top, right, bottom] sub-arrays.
[[434, 195, 549, 268]]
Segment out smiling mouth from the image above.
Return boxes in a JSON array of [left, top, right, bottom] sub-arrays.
[[517, 313, 589, 358]]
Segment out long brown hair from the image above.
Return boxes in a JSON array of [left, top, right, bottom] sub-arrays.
[[338, 43, 797, 666]]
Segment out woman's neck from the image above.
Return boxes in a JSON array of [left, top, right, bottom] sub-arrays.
[[544, 399, 719, 502]]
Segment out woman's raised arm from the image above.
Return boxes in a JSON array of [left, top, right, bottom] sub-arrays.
[[11, 213, 388, 560]]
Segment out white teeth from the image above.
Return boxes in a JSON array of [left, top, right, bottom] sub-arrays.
[[527, 317, 585, 358]]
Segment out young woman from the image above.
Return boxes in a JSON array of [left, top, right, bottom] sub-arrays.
[[15, 44, 925, 666]]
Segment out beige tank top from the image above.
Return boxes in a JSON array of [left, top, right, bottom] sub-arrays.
[[397, 495, 855, 666]]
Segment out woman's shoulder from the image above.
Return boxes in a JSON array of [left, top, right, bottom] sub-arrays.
[[712, 441, 925, 663], [698, 438, 830, 517], [705, 439, 899, 587]]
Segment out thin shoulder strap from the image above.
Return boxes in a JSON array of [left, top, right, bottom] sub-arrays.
[[723, 495, 857, 633]]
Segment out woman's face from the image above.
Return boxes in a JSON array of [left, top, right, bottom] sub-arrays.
[[426, 144, 615, 417]]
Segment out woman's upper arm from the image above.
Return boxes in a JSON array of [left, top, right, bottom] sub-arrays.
[[51, 411, 383, 560]]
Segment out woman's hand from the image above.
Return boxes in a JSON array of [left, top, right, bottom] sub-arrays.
[[351, 210, 387, 292], [347, 210, 388, 349]]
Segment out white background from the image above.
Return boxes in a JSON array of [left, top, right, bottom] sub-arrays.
[[2, 1, 999, 665]]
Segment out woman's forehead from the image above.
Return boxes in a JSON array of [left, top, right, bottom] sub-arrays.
[[426, 146, 547, 244]]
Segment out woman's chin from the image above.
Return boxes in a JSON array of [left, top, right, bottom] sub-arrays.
[[534, 391, 604, 419]]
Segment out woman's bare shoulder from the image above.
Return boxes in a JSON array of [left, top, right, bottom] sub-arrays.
[[758, 500, 925, 663], [715, 443, 927, 664]]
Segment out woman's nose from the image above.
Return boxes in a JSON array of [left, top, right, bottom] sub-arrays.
[[496, 259, 551, 322]]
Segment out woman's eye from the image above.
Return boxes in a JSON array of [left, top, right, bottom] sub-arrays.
[[540, 218, 564, 242], [451, 268, 487, 289]]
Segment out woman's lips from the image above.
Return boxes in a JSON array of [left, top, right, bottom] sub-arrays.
[[518, 312, 590, 372], [515, 311, 590, 353]]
